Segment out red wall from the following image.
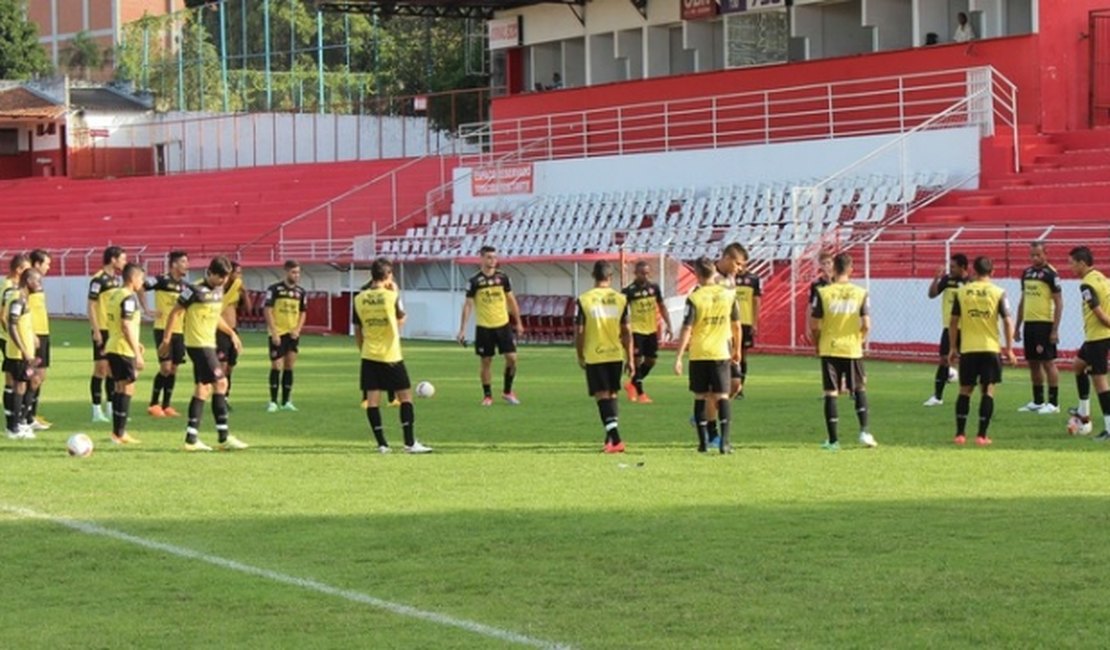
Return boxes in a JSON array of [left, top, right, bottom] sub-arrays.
[[0, 153, 31, 178], [1038, 0, 1105, 131], [69, 147, 156, 179]]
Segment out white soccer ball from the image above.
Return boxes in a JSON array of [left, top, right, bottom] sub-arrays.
[[1067, 415, 1092, 436], [66, 433, 94, 457], [947, 367, 958, 383], [414, 381, 436, 398]]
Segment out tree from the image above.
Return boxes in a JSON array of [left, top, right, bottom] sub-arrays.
[[0, 0, 51, 79], [62, 30, 105, 79]]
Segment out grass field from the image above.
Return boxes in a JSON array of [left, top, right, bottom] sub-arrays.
[[2, 319, 1109, 648]]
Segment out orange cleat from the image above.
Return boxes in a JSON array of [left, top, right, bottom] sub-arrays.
[[637, 394, 654, 404], [976, 435, 993, 447], [954, 434, 967, 446], [624, 381, 638, 402], [147, 404, 165, 417], [162, 406, 180, 417], [111, 433, 141, 445]]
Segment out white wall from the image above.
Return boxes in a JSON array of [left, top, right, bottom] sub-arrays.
[[864, 0, 914, 51]]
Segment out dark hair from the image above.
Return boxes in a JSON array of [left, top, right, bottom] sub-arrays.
[[973, 256, 993, 276], [9, 253, 29, 273], [19, 267, 41, 288], [591, 260, 614, 282], [230, 260, 242, 271], [207, 255, 232, 277], [29, 249, 50, 266], [833, 252, 853, 276], [370, 257, 393, 282], [168, 250, 188, 265], [122, 263, 144, 283], [103, 246, 125, 266], [283, 259, 300, 271], [818, 249, 834, 262], [951, 253, 969, 269], [1029, 241, 1046, 252], [634, 260, 650, 271], [694, 257, 716, 280], [722, 242, 748, 260], [479, 245, 496, 256], [1070, 246, 1094, 266]]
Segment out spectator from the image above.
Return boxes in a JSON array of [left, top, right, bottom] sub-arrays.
[[549, 72, 563, 90], [953, 12, 976, 43]]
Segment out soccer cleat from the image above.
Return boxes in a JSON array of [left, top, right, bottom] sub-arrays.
[[707, 435, 720, 449], [183, 440, 213, 452], [377, 445, 392, 454], [719, 443, 733, 455], [637, 394, 654, 404], [92, 407, 110, 423], [266, 402, 279, 413], [162, 406, 181, 417], [624, 381, 638, 402], [604, 441, 626, 454], [388, 398, 400, 407], [976, 435, 993, 446], [859, 432, 878, 448], [954, 434, 967, 446], [281, 402, 298, 412], [1036, 403, 1060, 415], [1017, 401, 1044, 413], [404, 441, 433, 454], [147, 404, 165, 417], [697, 444, 707, 453], [360, 399, 369, 409], [502, 392, 521, 405], [111, 433, 141, 445], [821, 440, 840, 451], [1094, 431, 1110, 442], [922, 396, 944, 407], [33, 415, 52, 428], [219, 435, 250, 451], [6, 428, 32, 440], [480, 397, 493, 407], [29, 418, 50, 432]]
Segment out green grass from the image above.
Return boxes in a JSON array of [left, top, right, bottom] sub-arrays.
[[2, 319, 1109, 648]]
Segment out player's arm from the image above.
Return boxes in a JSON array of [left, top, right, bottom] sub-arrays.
[[352, 301, 364, 348], [9, 304, 32, 363], [87, 279, 102, 343], [1081, 284, 1110, 329], [217, 316, 242, 352], [457, 296, 474, 343], [655, 292, 673, 339], [808, 293, 823, 353], [947, 297, 962, 367], [927, 271, 946, 299], [673, 299, 695, 375], [1013, 290, 1025, 342], [621, 304, 634, 376], [751, 294, 761, 336], [573, 300, 586, 369], [1000, 294, 1017, 365], [263, 287, 279, 344], [159, 304, 185, 355], [1050, 281, 1063, 343], [293, 292, 308, 338], [396, 297, 406, 330], [506, 290, 524, 336], [121, 299, 145, 370], [729, 303, 742, 364]]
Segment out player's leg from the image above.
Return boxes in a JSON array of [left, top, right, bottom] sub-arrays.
[[1073, 349, 1092, 421], [212, 372, 244, 449], [4, 370, 17, 435], [850, 361, 875, 447], [954, 356, 976, 444], [1044, 358, 1061, 410], [926, 330, 951, 406], [393, 362, 427, 452], [1092, 371, 1110, 440], [820, 358, 840, 449], [163, 335, 185, 415], [280, 342, 298, 409], [500, 326, 519, 403], [977, 376, 997, 445], [267, 349, 283, 411], [183, 348, 213, 450], [479, 355, 493, 404]]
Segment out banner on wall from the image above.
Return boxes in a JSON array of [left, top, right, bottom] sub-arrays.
[[681, 0, 719, 20], [720, 0, 787, 13], [472, 164, 534, 196], [488, 17, 522, 50]]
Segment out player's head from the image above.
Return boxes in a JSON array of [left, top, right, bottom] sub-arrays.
[[633, 260, 651, 284], [717, 243, 747, 277], [9, 253, 30, 278], [19, 267, 42, 293], [694, 256, 717, 283], [283, 259, 300, 284], [121, 263, 145, 290], [206, 256, 232, 284], [168, 250, 189, 275], [1069, 246, 1094, 275], [818, 249, 835, 277], [479, 245, 497, 271], [103, 246, 126, 270], [949, 253, 969, 276], [1029, 241, 1048, 267], [833, 252, 853, 278], [29, 249, 50, 275], [226, 260, 242, 285], [370, 257, 393, 282], [972, 256, 993, 278], [591, 260, 614, 283]]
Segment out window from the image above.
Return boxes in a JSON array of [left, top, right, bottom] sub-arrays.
[[0, 129, 18, 156]]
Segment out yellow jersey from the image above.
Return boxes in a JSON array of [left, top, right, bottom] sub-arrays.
[[734, 271, 762, 326], [811, 282, 869, 359], [88, 269, 121, 330], [27, 287, 48, 335], [144, 273, 187, 333], [0, 278, 17, 341], [1020, 264, 1061, 324], [177, 280, 224, 348], [465, 271, 512, 329], [936, 274, 967, 328], [5, 294, 32, 360], [353, 284, 404, 363], [621, 281, 664, 335], [952, 280, 1010, 354], [1079, 269, 1110, 342], [223, 277, 243, 312], [105, 288, 142, 358], [576, 287, 629, 364], [264, 281, 307, 336], [683, 284, 739, 361]]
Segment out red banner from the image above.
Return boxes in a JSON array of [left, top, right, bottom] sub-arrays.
[[471, 164, 534, 196], [682, 0, 719, 20]]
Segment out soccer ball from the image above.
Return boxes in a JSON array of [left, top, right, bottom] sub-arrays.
[[414, 381, 436, 398], [1067, 415, 1092, 436], [66, 433, 94, 457], [947, 367, 958, 383]]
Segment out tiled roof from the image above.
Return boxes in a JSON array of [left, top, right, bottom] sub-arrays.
[[0, 87, 65, 120]]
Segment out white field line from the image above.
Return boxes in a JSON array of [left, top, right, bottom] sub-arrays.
[[2, 505, 573, 650]]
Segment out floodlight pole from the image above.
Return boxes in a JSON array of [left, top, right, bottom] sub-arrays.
[[220, 0, 230, 112], [264, 0, 272, 110], [317, 7, 325, 113]]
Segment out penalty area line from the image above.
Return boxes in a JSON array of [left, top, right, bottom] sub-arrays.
[[2, 504, 572, 650]]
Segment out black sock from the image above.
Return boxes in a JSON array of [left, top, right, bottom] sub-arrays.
[[482, 383, 492, 399], [503, 366, 516, 394], [185, 396, 204, 444], [30, 386, 39, 417], [854, 390, 869, 431], [226, 373, 233, 399], [934, 365, 948, 400], [367, 406, 387, 447], [400, 401, 415, 447], [978, 395, 994, 436], [1098, 391, 1110, 429], [824, 395, 839, 443], [1032, 384, 1044, 405], [281, 370, 294, 405], [22, 387, 35, 425], [3, 385, 12, 426], [956, 394, 970, 435], [150, 373, 165, 407], [694, 399, 707, 451], [598, 398, 620, 445], [90, 376, 103, 406], [113, 394, 131, 437], [717, 398, 731, 451], [105, 379, 115, 408], [386, 389, 396, 403], [632, 365, 645, 395], [706, 419, 719, 441], [162, 374, 176, 409], [9, 390, 24, 432], [212, 393, 230, 443], [1077, 373, 1091, 400], [739, 360, 748, 382], [1049, 385, 1059, 407], [269, 369, 280, 403]]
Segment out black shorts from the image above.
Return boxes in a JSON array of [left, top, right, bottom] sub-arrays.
[[106, 353, 138, 383], [689, 359, 731, 394], [938, 329, 961, 357], [92, 329, 109, 361], [959, 352, 1003, 387], [360, 359, 411, 392], [218, 330, 240, 366], [730, 362, 743, 379], [154, 329, 187, 365], [0, 338, 6, 360], [741, 325, 755, 350], [269, 333, 299, 361], [35, 334, 49, 368], [632, 332, 659, 359], [1078, 338, 1110, 375], [475, 324, 516, 357], [820, 357, 865, 392], [2, 358, 32, 382], [585, 361, 623, 395], [1022, 322, 1057, 361], [186, 347, 224, 385]]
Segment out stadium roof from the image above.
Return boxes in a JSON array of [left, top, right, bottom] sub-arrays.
[[314, 1, 585, 20]]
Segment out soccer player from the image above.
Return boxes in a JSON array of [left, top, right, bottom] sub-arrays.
[[1, 253, 30, 433], [144, 250, 189, 417], [104, 263, 146, 445], [264, 260, 307, 412], [733, 247, 761, 397], [1014, 241, 1063, 414], [5, 268, 40, 440], [219, 260, 248, 409], [703, 243, 747, 446], [88, 246, 127, 423], [947, 256, 1017, 446], [456, 245, 524, 405], [923, 253, 969, 406], [577, 260, 634, 453], [809, 253, 876, 450], [1064, 246, 1110, 440], [622, 261, 672, 403], [674, 257, 741, 454], [353, 257, 431, 453], [160, 256, 248, 452], [807, 250, 835, 307], [24, 250, 51, 432]]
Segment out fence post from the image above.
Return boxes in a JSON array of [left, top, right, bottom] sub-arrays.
[[391, 172, 399, 227]]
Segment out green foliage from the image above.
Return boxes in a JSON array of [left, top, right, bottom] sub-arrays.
[[0, 0, 51, 79], [61, 31, 106, 80]]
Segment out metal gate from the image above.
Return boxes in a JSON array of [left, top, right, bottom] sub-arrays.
[[1091, 10, 1110, 127]]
